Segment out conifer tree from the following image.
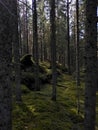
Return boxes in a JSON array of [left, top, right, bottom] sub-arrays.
[[0, 1, 12, 129], [32, 0, 40, 90], [50, 0, 57, 101], [84, 0, 97, 130]]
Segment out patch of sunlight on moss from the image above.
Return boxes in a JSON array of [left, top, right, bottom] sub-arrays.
[[46, 68, 52, 74], [71, 108, 78, 113], [40, 61, 50, 68], [28, 105, 35, 111]]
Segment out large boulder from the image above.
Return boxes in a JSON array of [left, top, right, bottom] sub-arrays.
[[20, 55, 52, 89], [20, 54, 35, 72]]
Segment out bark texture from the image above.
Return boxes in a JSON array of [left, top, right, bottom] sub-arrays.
[[84, 0, 97, 130], [50, 0, 57, 101], [12, 0, 21, 102], [0, 1, 12, 129], [33, 0, 40, 91]]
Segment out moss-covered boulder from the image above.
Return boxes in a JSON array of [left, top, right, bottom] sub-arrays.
[[20, 55, 68, 88], [21, 63, 52, 90], [21, 72, 35, 90], [21, 71, 52, 90], [40, 73, 52, 84], [20, 54, 35, 71], [39, 62, 52, 84]]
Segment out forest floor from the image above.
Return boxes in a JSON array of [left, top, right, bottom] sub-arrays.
[[12, 73, 98, 130]]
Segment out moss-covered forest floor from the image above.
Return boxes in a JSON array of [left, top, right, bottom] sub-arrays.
[[12, 56, 98, 130], [12, 73, 98, 130], [13, 74, 98, 130]]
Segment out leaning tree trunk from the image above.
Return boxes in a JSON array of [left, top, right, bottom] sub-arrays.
[[0, 1, 12, 129], [84, 0, 97, 130]]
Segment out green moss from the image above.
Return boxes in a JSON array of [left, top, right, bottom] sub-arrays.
[[39, 62, 51, 73], [21, 85, 31, 94], [21, 72, 35, 90], [13, 74, 85, 130]]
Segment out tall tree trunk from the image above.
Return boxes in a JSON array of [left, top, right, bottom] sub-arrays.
[[0, 1, 12, 129], [84, 0, 97, 130], [25, 0, 29, 53], [50, 0, 57, 101], [76, 0, 80, 114], [44, 40, 47, 61], [23, 0, 27, 54], [32, 0, 40, 91], [67, 0, 71, 74], [12, 0, 21, 102], [18, 4, 22, 56], [40, 37, 43, 61]]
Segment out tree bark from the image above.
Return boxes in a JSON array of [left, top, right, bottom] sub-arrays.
[[32, 0, 40, 91], [25, 0, 29, 53], [50, 0, 57, 101], [76, 0, 80, 114], [0, 1, 12, 129], [84, 0, 97, 130], [12, 0, 22, 102], [67, 0, 71, 74]]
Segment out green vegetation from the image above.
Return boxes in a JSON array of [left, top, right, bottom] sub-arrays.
[[20, 55, 67, 89], [12, 59, 98, 130], [13, 74, 84, 130]]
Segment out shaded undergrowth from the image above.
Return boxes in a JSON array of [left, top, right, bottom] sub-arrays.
[[13, 57, 98, 130], [13, 74, 84, 130]]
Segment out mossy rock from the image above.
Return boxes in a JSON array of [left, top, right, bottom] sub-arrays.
[[40, 62, 51, 69], [39, 62, 51, 74], [40, 73, 52, 84], [20, 55, 51, 74], [21, 72, 35, 90], [20, 54, 35, 71], [39, 63, 52, 83], [21, 71, 52, 90]]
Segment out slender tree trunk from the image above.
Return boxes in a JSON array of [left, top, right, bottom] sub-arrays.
[[44, 41, 47, 61], [18, 4, 22, 56], [32, 4, 35, 58], [84, 0, 97, 130], [40, 38, 43, 61], [32, 0, 40, 91], [23, 0, 27, 54], [50, 0, 57, 101], [12, 0, 21, 102], [67, 0, 71, 74], [39, 22, 43, 61], [76, 0, 80, 114], [76, 0, 80, 86], [25, 0, 29, 53], [0, 1, 12, 129]]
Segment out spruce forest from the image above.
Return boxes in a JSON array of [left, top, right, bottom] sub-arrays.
[[0, 0, 98, 130]]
